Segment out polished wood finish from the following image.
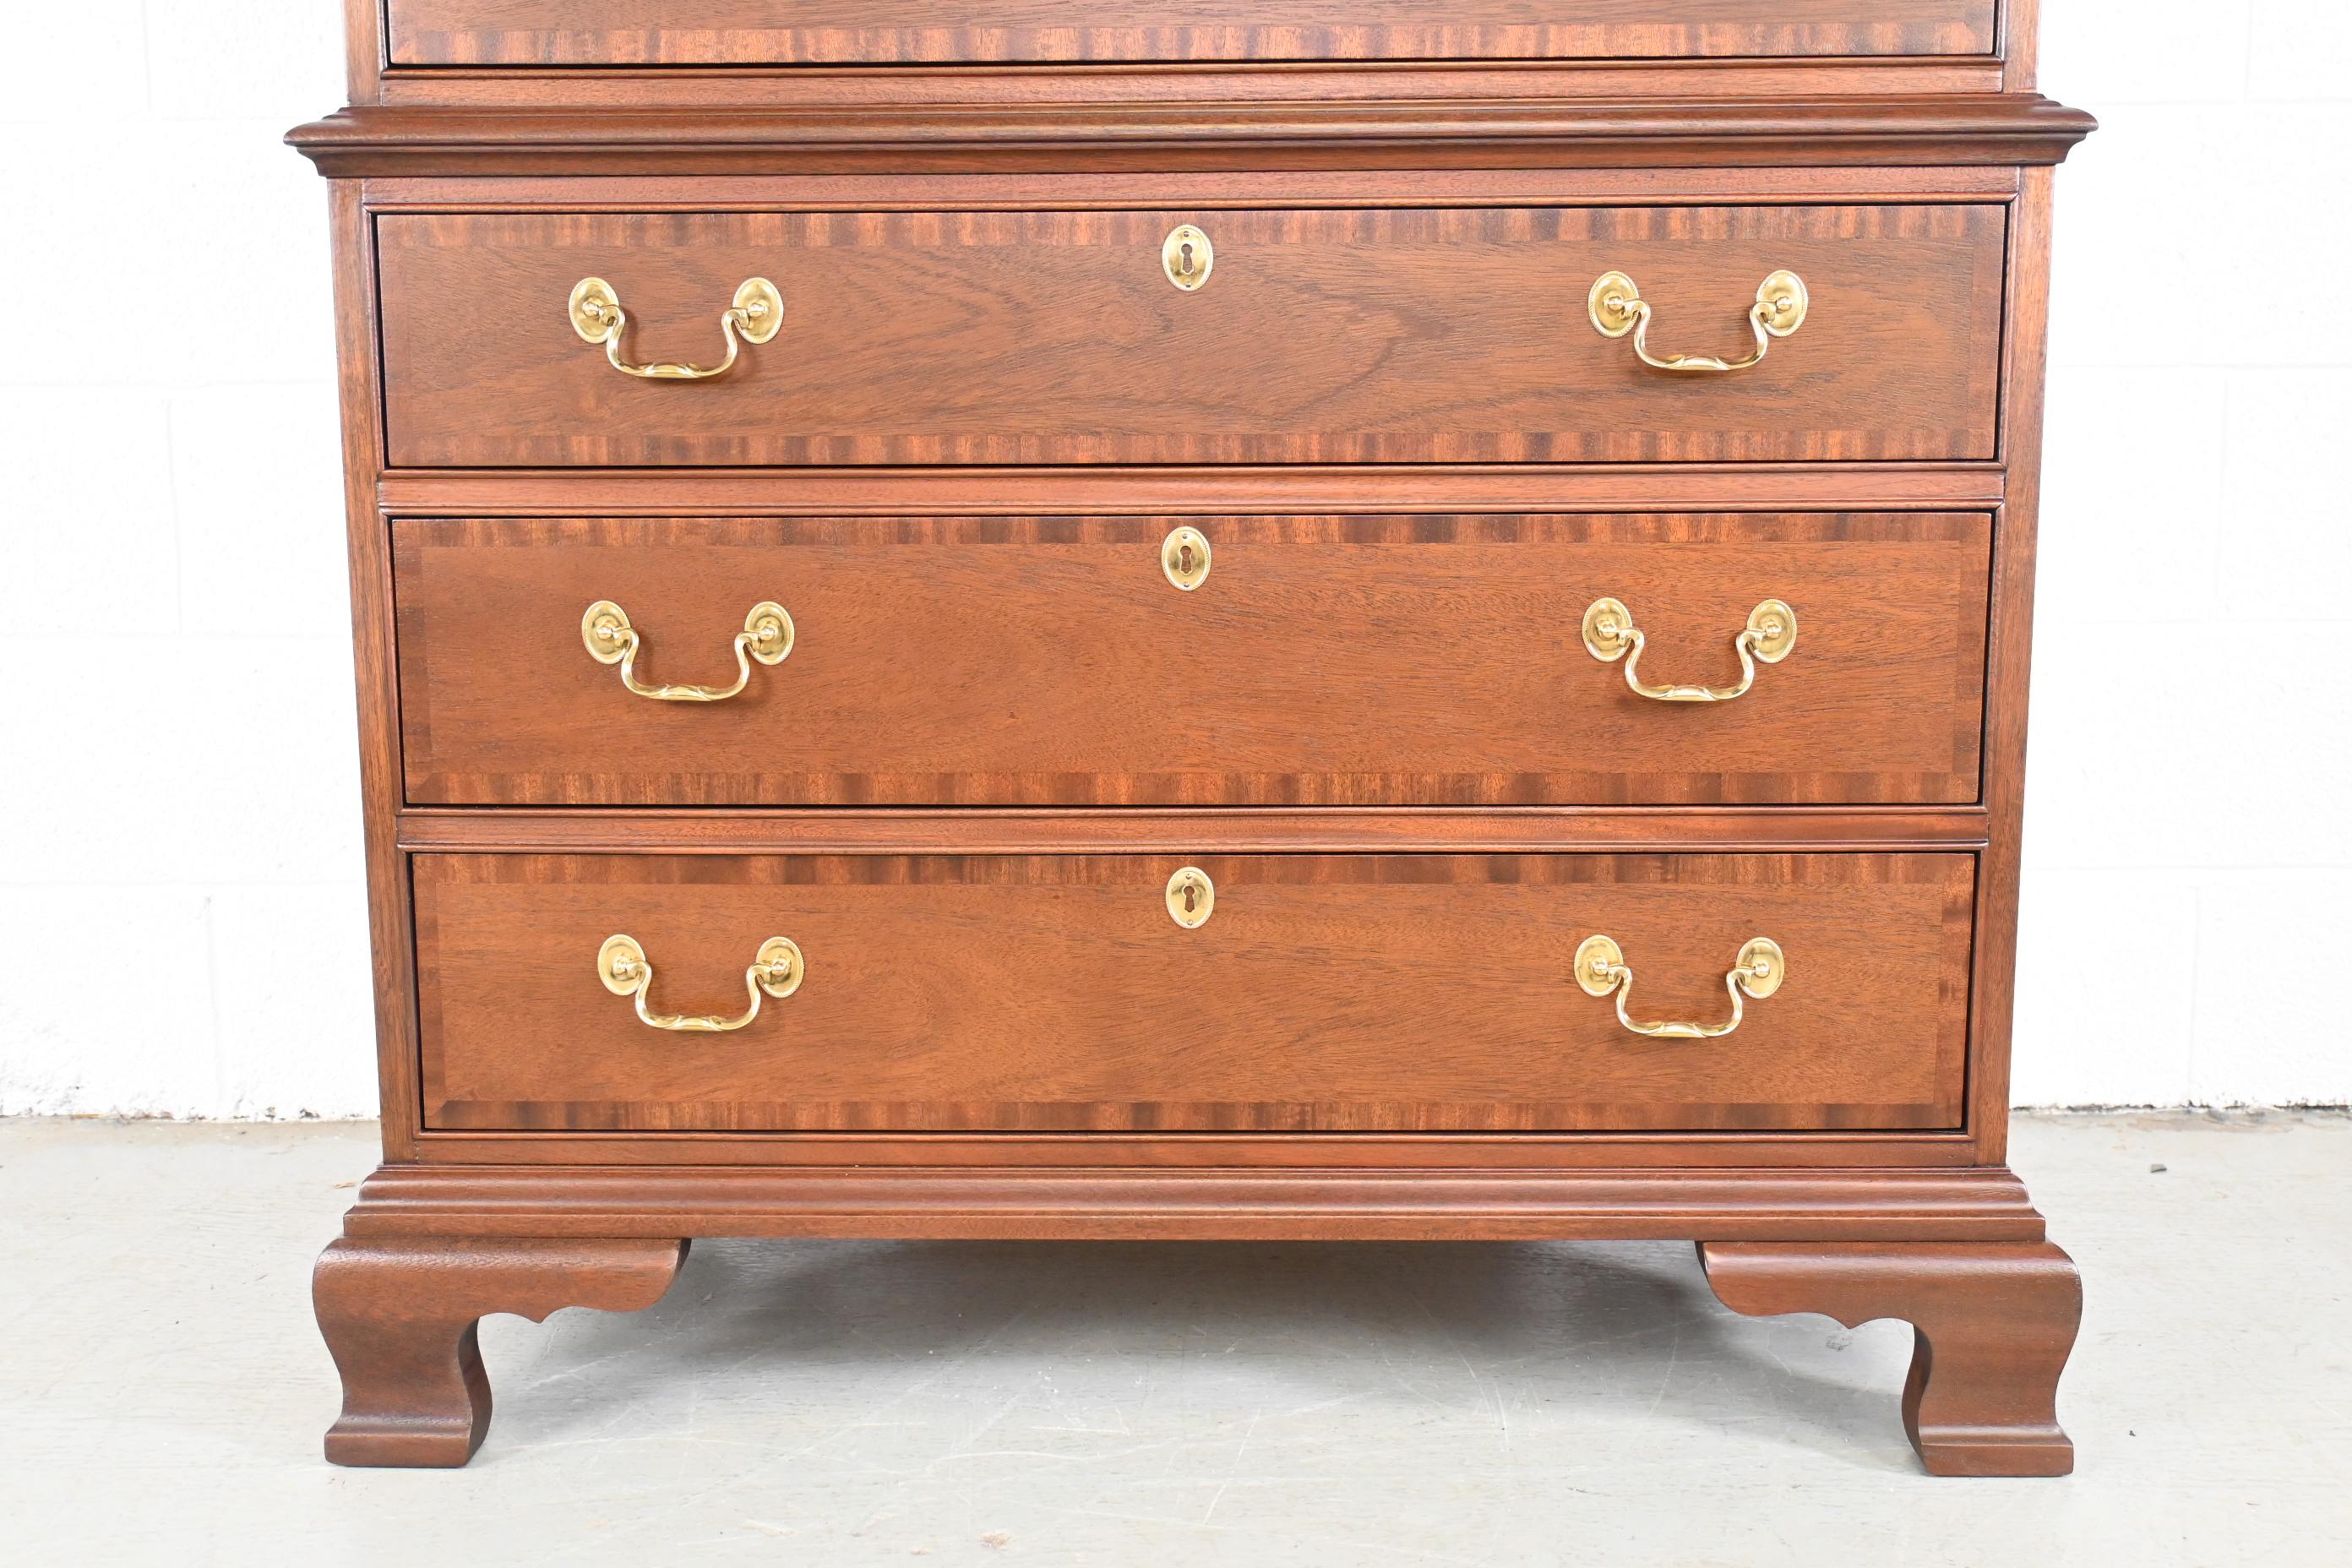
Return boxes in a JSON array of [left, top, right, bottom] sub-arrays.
[[313, 1237, 686, 1465], [394, 807, 1990, 855], [341, 1166, 2047, 1242], [291, 97, 2093, 177], [1700, 1240, 2082, 1475], [1967, 164, 2056, 1159], [410, 1130, 1986, 1170], [359, 164, 2028, 213], [386, 0, 1997, 68], [378, 204, 2005, 468], [395, 513, 1990, 806], [373, 63, 2013, 112], [301, 0, 2088, 1476], [413, 852, 1974, 1132], [328, 180, 424, 1163], [379, 462, 2009, 518]]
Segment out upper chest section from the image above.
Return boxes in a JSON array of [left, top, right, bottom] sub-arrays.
[[341, 1, 2045, 110], [383, 1, 2000, 68]]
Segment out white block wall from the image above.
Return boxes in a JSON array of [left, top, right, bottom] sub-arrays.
[[2017, 4, 2352, 1106], [0, 3, 2343, 1116], [0, 3, 369, 1117]]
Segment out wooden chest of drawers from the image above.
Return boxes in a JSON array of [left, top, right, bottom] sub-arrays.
[[294, 0, 2092, 1475]]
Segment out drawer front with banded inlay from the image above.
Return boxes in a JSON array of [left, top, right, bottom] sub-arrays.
[[414, 852, 1976, 1135], [384, 1, 2001, 68], [392, 512, 1992, 807], [376, 204, 2007, 469]]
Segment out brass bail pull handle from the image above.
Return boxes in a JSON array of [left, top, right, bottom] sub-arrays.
[[597, 934, 804, 1033], [1574, 935, 1786, 1041], [1587, 270, 1809, 374], [1581, 597, 1796, 703], [569, 276, 784, 380], [581, 600, 794, 702]]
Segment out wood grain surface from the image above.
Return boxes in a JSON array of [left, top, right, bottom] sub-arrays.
[[294, 100, 2093, 177], [376, 204, 2007, 467], [393, 513, 1990, 806], [413, 852, 1975, 1134], [326, 182, 428, 1162], [392, 808, 1991, 857], [371, 63, 2012, 113], [340, 1164, 2047, 1239], [1701, 1239, 2082, 1475], [384, 0, 1997, 68], [314, 1237, 687, 1467], [297, 0, 2094, 1483], [375, 461, 2009, 519], [1967, 164, 2054, 1162]]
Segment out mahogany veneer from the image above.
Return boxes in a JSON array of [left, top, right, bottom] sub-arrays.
[[378, 204, 2006, 467], [1701, 1240, 2083, 1476], [315, 1238, 687, 1466], [415, 852, 1974, 1132], [294, 0, 2090, 1474], [394, 513, 1992, 806], [385, 0, 2001, 69]]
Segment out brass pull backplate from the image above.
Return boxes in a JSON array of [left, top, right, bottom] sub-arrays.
[[1588, 270, 1808, 373], [1582, 596, 1796, 703], [569, 276, 784, 380], [582, 599, 794, 702], [1573, 934, 1785, 1040], [596, 934, 804, 1033]]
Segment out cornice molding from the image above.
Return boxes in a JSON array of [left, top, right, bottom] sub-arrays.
[[289, 94, 2094, 177]]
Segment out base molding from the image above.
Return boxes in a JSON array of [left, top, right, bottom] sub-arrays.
[[338, 1162, 2048, 1242]]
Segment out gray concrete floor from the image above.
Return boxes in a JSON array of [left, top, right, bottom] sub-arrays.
[[2, 1115, 2345, 1565]]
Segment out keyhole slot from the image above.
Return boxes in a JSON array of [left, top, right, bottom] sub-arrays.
[[1161, 527, 1211, 591], [1166, 867, 1215, 928], [1162, 226, 1214, 291]]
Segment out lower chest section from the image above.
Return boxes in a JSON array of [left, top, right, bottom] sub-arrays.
[[360, 172, 2030, 1166]]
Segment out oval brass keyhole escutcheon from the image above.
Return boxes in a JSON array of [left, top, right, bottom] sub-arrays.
[[1162, 226, 1214, 291], [1162, 527, 1211, 591], [1166, 866, 1215, 928]]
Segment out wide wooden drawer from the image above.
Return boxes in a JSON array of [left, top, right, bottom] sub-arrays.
[[376, 204, 2006, 468], [384, 2, 1999, 68], [415, 852, 1975, 1134], [394, 512, 1990, 807]]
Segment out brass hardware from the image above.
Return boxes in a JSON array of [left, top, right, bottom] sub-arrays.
[[581, 599, 794, 702], [1587, 270, 1808, 373], [1162, 225, 1214, 291], [1166, 866, 1215, 928], [568, 275, 784, 380], [1581, 596, 1796, 703], [596, 934, 803, 1033], [1161, 526, 1212, 591], [1572, 934, 1785, 1040]]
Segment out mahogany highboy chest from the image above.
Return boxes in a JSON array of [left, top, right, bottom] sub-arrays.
[[291, 0, 2093, 1473]]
